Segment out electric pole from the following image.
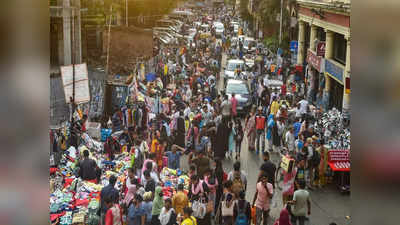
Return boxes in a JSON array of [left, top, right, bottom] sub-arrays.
[[279, 0, 283, 45]]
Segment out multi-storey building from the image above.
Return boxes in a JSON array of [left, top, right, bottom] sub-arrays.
[[296, 0, 350, 116]]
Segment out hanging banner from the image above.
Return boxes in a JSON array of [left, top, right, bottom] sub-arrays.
[[306, 50, 323, 72], [60, 63, 90, 104]]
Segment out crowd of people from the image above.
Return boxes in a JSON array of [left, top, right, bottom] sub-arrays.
[[50, 4, 349, 225]]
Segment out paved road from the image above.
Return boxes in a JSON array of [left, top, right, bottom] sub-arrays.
[[181, 53, 351, 225]]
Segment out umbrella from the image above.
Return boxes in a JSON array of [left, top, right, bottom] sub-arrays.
[[145, 73, 156, 82]]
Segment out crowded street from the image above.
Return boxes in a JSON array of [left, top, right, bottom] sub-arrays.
[[50, 1, 351, 225]]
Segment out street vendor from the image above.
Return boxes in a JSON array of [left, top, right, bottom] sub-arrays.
[[78, 150, 99, 182]]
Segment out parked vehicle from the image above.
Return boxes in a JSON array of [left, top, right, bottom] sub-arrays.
[[243, 37, 256, 53], [224, 79, 253, 115]]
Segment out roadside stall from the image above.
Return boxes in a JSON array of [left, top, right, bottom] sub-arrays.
[[327, 149, 350, 193]]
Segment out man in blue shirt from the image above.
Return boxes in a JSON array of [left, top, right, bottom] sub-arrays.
[[165, 144, 185, 170], [293, 117, 302, 138], [100, 175, 119, 224]]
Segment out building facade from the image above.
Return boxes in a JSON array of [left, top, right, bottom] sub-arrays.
[[296, 0, 350, 117]]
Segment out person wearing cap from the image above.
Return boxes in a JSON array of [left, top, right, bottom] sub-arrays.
[[255, 106, 267, 154]]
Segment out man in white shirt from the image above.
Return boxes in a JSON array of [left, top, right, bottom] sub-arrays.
[[285, 126, 295, 153], [184, 104, 191, 118], [297, 99, 309, 116], [289, 180, 311, 225]]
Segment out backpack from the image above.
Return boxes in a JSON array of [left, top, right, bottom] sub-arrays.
[[311, 149, 321, 167], [235, 201, 249, 225], [231, 173, 244, 196]]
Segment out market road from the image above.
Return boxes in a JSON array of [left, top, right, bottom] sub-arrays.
[[181, 52, 351, 225]]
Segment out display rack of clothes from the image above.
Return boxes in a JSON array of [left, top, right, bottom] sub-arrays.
[[120, 102, 149, 130]]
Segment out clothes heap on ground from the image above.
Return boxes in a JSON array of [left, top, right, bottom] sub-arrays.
[[49, 5, 349, 225]]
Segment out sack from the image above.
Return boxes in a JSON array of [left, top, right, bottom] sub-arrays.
[[235, 201, 249, 225], [192, 199, 207, 219], [221, 200, 235, 217], [232, 175, 244, 196]]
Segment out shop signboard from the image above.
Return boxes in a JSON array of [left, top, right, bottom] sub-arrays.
[[317, 42, 325, 56], [290, 41, 298, 52], [60, 63, 90, 104], [325, 59, 344, 84], [306, 49, 323, 72]]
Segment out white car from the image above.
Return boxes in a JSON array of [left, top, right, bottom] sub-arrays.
[[214, 22, 224, 36], [243, 37, 256, 52], [233, 24, 239, 33], [224, 59, 245, 80]]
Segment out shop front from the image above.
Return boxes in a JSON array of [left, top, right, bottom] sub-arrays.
[[325, 59, 344, 111], [306, 49, 324, 105]]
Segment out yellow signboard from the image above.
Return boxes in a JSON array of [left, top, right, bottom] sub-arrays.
[[280, 155, 292, 172]]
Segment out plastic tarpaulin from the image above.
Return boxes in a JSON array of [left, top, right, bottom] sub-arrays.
[[146, 73, 156, 82]]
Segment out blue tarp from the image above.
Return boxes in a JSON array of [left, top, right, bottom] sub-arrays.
[[146, 73, 156, 82]]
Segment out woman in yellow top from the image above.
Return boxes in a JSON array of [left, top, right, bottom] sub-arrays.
[[179, 207, 197, 225]]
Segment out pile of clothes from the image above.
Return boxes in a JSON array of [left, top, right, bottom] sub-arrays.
[[160, 167, 191, 193], [49, 134, 133, 224]]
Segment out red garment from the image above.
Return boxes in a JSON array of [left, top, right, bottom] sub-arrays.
[[281, 84, 287, 96], [50, 167, 58, 175], [231, 97, 238, 116], [75, 199, 90, 207], [64, 178, 74, 188], [273, 208, 292, 225], [291, 84, 296, 93], [105, 204, 123, 225], [50, 212, 66, 221], [255, 115, 266, 130]]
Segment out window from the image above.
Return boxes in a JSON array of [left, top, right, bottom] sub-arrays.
[[333, 33, 347, 65]]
